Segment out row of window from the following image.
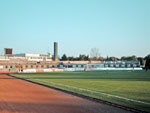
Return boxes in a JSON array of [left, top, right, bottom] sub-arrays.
[[27, 57, 51, 60], [4, 65, 53, 69], [3, 63, 140, 69], [104, 64, 140, 68], [57, 64, 140, 68], [57, 64, 86, 68]]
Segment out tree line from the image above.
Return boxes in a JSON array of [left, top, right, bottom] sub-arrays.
[[60, 54, 150, 69], [60, 54, 145, 62], [61, 54, 89, 61], [59, 48, 150, 69]]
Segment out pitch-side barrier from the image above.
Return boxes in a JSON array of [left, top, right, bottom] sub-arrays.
[[21, 67, 142, 73]]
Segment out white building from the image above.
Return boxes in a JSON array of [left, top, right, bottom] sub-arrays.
[[0, 56, 10, 61], [13, 53, 52, 62]]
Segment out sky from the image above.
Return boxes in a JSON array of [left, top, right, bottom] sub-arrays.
[[0, 0, 150, 58]]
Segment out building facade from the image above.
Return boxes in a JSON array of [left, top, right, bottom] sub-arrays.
[[13, 53, 52, 62]]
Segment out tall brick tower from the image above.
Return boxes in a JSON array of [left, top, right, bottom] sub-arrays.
[[54, 42, 58, 61]]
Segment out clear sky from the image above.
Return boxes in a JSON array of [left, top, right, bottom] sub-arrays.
[[0, 0, 150, 58]]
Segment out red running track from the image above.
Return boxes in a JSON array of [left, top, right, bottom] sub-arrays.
[[0, 74, 132, 113]]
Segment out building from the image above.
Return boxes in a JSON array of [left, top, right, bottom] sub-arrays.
[[56, 61, 141, 69], [13, 53, 52, 62]]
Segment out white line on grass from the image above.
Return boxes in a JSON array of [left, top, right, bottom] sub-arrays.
[[33, 79, 150, 105]]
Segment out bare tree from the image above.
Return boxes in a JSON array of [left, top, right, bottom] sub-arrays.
[[90, 48, 101, 60]]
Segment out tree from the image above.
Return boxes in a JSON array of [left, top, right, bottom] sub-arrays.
[[68, 56, 74, 61], [90, 48, 100, 60], [79, 55, 85, 61], [121, 56, 126, 61], [85, 55, 89, 61], [130, 55, 137, 61], [98, 56, 104, 61], [137, 57, 145, 66], [109, 57, 118, 61], [121, 55, 137, 61], [79, 54, 89, 61], [105, 56, 118, 61], [145, 54, 150, 70], [61, 54, 68, 61]]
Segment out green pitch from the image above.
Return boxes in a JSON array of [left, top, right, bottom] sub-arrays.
[[11, 70, 150, 112]]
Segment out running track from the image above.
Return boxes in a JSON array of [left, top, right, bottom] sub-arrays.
[[0, 74, 132, 113]]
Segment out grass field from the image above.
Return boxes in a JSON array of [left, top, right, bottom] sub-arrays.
[[11, 70, 150, 112]]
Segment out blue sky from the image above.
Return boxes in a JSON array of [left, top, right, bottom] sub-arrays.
[[0, 0, 150, 58]]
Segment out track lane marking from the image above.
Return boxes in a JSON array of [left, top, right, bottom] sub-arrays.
[[30, 79, 150, 105]]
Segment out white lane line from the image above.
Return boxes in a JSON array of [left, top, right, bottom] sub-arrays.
[[32, 79, 150, 105]]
